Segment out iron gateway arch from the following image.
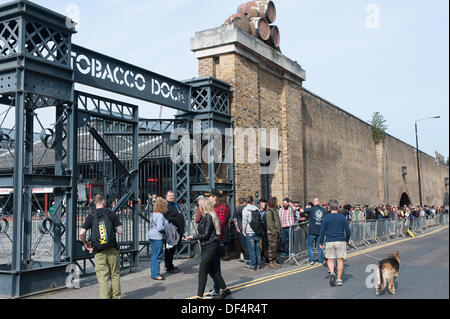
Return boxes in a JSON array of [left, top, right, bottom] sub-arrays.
[[0, 0, 233, 298]]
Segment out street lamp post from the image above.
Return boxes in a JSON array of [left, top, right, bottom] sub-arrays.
[[415, 116, 440, 207]]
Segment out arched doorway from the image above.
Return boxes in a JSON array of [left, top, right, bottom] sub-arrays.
[[400, 193, 411, 207]]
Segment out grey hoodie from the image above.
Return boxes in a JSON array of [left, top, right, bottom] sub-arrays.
[[242, 204, 259, 235]]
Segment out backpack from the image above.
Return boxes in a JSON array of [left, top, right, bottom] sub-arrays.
[[91, 209, 116, 252], [249, 208, 263, 235]]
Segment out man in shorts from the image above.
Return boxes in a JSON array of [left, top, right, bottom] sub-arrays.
[[319, 200, 351, 287]]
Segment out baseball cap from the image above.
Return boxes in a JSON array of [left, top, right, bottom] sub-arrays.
[[204, 189, 220, 197]]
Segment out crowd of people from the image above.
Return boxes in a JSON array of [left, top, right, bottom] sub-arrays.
[[79, 188, 449, 299]]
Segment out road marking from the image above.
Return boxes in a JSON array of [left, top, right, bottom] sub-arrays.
[[186, 226, 448, 298], [186, 265, 319, 299], [226, 265, 318, 290], [347, 226, 448, 259]]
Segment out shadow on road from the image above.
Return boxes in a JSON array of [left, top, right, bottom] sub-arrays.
[[123, 283, 167, 299]]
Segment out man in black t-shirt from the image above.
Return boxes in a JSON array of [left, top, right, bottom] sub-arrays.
[[80, 193, 123, 299]]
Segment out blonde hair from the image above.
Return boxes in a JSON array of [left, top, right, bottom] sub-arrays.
[[198, 198, 221, 236], [153, 198, 167, 214]]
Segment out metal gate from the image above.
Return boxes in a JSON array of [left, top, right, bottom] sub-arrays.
[[71, 91, 139, 270], [0, 0, 234, 298]]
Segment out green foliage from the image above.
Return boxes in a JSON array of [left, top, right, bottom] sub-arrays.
[[370, 112, 388, 144], [446, 156, 449, 167]]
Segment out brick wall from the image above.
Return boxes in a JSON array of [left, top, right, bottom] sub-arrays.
[[195, 44, 449, 208]]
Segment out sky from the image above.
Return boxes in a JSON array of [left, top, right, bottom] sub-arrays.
[[1, 0, 449, 159]]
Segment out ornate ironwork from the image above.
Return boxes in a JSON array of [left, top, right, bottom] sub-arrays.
[[0, 20, 19, 57], [25, 21, 71, 67]]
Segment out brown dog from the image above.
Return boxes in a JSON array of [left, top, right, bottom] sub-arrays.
[[376, 251, 400, 296]]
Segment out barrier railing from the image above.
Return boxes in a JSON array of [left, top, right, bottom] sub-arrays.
[[287, 213, 449, 265], [2, 211, 447, 265]]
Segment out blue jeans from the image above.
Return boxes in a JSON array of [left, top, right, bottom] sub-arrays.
[[281, 227, 291, 254], [307, 234, 323, 263], [246, 234, 261, 268], [239, 232, 250, 260], [366, 221, 375, 239], [149, 239, 164, 278]]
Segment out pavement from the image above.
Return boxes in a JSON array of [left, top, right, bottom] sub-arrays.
[[27, 225, 449, 299]]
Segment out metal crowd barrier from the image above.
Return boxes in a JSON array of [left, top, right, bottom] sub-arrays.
[[287, 212, 449, 265], [287, 222, 309, 265], [2, 211, 447, 265]]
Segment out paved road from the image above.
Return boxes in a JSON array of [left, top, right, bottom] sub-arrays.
[[227, 227, 449, 299], [28, 226, 448, 300]]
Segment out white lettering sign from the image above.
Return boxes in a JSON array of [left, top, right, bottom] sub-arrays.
[[71, 51, 185, 104]]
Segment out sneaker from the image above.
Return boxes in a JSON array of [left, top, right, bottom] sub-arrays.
[[309, 261, 315, 265], [220, 288, 232, 298], [204, 289, 220, 298], [336, 279, 343, 286], [329, 273, 336, 287], [243, 265, 257, 271], [241, 265, 252, 271]]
